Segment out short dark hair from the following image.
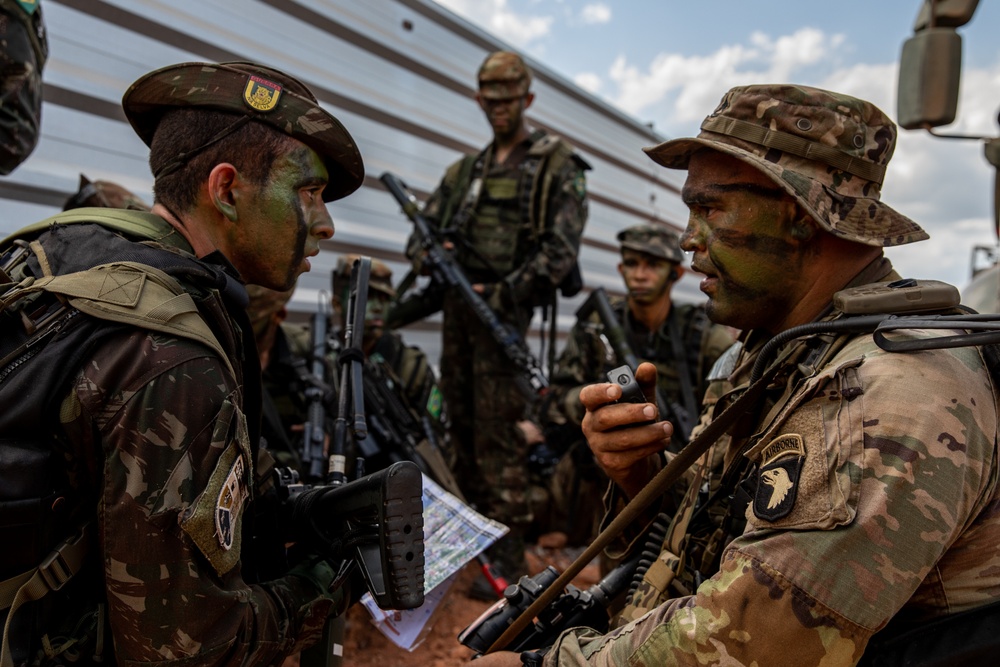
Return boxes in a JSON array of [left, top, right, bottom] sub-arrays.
[[149, 108, 295, 213]]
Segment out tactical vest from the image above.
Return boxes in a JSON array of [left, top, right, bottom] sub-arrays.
[[617, 324, 855, 626], [441, 130, 587, 292], [0, 209, 252, 666]]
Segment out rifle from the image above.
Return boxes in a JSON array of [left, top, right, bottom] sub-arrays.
[[280, 257, 425, 667], [575, 287, 694, 443], [458, 550, 641, 661], [301, 294, 333, 480], [380, 171, 548, 401], [359, 353, 510, 597]]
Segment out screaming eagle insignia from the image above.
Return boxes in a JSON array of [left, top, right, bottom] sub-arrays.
[[753, 433, 805, 522]]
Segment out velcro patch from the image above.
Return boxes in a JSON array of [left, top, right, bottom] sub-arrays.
[[216, 455, 248, 551], [753, 433, 805, 522]]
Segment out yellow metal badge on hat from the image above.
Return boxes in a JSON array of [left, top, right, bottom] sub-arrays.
[[753, 433, 805, 522], [243, 74, 282, 112]]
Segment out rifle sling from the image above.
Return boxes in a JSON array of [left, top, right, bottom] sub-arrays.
[[485, 360, 783, 653]]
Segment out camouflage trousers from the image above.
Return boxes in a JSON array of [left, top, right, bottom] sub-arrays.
[[440, 292, 532, 578]]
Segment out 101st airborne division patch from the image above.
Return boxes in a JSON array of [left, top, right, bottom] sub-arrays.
[[753, 433, 805, 522]]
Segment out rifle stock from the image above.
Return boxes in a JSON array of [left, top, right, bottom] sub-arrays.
[[380, 171, 548, 400]]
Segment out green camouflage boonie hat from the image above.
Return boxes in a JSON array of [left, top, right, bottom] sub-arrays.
[[644, 84, 927, 247], [617, 224, 684, 264], [121, 61, 364, 202], [477, 51, 532, 100], [334, 254, 395, 298]]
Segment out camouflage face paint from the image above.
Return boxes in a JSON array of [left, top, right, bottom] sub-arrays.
[[242, 142, 332, 290], [681, 151, 811, 333]]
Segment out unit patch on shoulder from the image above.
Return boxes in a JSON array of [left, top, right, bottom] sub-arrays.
[[753, 433, 805, 522], [215, 454, 248, 550], [243, 75, 282, 112]]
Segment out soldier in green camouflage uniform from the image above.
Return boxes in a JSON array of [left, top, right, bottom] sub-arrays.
[[0, 0, 47, 174], [405, 51, 589, 585], [541, 225, 734, 547], [475, 85, 1000, 666], [0, 62, 365, 665]]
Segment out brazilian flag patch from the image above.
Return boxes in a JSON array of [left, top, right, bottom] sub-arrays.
[[243, 75, 282, 112], [16, 0, 38, 16]]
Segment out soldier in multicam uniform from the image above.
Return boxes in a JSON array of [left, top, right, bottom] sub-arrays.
[[475, 84, 1000, 666], [540, 225, 733, 548], [0, 0, 46, 174], [404, 51, 589, 590], [0, 61, 365, 664]]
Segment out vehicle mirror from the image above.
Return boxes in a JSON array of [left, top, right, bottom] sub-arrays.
[[897, 28, 962, 130], [913, 0, 979, 31]]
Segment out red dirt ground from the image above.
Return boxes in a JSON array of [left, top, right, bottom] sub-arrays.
[[340, 535, 601, 667]]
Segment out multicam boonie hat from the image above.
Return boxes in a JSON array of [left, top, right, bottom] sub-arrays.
[[477, 51, 532, 100], [334, 254, 395, 298], [122, 61, 364, 202], [617, 224, 684, 264], [644, 84, 927, 247]]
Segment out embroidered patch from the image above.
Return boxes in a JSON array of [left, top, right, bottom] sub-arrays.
[[753, 433, 805, 522], [16, 0, 38, 16], [243, 75, 282, 112], [215, 455, 247, 550]]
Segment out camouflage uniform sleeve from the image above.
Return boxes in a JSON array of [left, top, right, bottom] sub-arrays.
[[0, 3, 45, 175], [62, 329, 333, 665], [545, 333, 1000, 666], [504, 150, 588, 304]]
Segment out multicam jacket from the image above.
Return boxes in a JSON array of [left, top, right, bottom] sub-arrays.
[[545, 261, 1000, 666], [0, 212, 334, 666]]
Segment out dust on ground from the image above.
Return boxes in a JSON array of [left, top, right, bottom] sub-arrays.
[[340, 533, 601, 667]]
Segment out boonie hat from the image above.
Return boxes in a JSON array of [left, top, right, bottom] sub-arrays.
[[644, 84, 927, 247], [617, 224, 684, 264], [122, 61, 364, 202], [477, 51, 532, 100], [334, 254, 395, 298]]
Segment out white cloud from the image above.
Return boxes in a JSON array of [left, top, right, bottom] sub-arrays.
[[607, 28, 848, 123], [433, 0, 553, 48], [574, 71, 602, 94], [580, 3, 611, 25]]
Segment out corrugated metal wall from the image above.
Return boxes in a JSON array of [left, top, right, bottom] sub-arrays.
[[0, 0, 696, 366]]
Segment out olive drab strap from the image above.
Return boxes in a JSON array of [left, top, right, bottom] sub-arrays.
[[1, 259, 234, 378], [0, 525, 91, 667]]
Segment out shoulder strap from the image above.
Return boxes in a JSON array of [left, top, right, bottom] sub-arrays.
[[2, 255, 234, 377], [2, 208, 190, 253]]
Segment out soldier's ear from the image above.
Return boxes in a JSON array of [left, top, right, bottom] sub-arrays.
[[788, 207, 818, 242], [208, 163, 239, 222]]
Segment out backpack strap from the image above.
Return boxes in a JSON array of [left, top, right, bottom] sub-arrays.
[[0, 524, 91, 667], [2, 250, 235, 378]]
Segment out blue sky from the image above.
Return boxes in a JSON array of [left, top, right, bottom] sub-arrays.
[[433, 0, 1000, 291]]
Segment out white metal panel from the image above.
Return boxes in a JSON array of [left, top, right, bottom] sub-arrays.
[[0, 0, 697, 370]]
